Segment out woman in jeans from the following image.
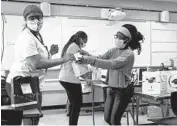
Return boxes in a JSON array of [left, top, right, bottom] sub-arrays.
[[59, 31, 88, 125], [79, 24, 144, 125]]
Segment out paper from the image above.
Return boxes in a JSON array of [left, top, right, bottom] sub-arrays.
[[74, 52, 82, 61], [72, 62, 90, 77], [21, 83, 32, 94], [81, 81, 91, 93]]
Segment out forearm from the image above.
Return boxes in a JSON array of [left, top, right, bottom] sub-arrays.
[[92, 59, 126, 69], [35, 58, 66, 69], [95, 48, 114, 59]]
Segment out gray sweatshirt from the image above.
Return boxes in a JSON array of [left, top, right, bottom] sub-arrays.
[[92, 47, 134, 88]]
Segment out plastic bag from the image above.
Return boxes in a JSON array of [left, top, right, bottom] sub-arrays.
[[72, 61, 90, 77]]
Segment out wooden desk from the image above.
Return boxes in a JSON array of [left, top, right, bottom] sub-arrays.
[[133, 92, 172, 125], [1, 105, 43, 125]]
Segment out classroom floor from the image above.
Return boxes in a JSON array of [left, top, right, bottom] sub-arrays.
[[39, 108, 152, 125]]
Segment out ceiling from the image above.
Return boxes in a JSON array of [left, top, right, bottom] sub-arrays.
[[152, 0, 177, 2], [2, 0, 177, 12]]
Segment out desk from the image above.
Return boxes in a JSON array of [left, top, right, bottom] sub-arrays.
[[133, 92, 171, 125], [90, 80, 109, 125], [1, 105, 43, 125]]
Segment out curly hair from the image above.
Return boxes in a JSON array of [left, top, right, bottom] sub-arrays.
[[122, 24, 144, 55]]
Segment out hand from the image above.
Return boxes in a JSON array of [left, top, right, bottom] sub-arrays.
[[50, 44, 59, 55], [78, 50, 91, 56], [77, 56, 95, 64], [63, 53, 75, 62]]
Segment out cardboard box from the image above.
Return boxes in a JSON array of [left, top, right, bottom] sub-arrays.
[[147, 105, 176, 119], [167, 70, 177, 93], [142, 71, 168, 95]]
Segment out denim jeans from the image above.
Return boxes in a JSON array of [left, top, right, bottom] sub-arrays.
[[60, 81, 82, 125], [104, 84, 134, 125]]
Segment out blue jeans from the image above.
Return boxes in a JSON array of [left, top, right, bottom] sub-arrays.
[[104, 84, 134, 125]]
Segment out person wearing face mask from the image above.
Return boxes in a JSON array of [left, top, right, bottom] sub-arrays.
[[6, 5, 75, 125], [79, 24, 144, 125], [59, 31, 87, 125]]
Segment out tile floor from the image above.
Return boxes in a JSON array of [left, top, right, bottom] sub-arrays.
[[39, 108, 152, 125]]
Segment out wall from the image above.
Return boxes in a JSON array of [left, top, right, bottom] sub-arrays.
[[1, 15, 177, 106], [1, 0, 177, 106], [2, 16, 177, 69], [2, 1, 177, 23], [150, 22, 177, 66]]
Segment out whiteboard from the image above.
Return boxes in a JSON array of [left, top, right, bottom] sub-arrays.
[[2, 16, 24, 70], [1, 15, 62, 70], [62, 18, 151, 67], [2, 15, 176, 70]]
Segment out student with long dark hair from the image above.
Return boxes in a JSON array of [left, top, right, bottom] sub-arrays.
[[79, 24, 144, 125], [59, 31, 88, 125]]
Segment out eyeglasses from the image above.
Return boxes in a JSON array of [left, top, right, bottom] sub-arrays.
[[27, 16, 43, 21], [114, 34, 127, 40]]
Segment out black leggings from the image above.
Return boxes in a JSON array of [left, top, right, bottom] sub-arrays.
[[60, 81, 82, 125], [104, 84, 134, 125]]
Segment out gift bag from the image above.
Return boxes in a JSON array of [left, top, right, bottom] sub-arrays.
[[10, 76, 39, 110]]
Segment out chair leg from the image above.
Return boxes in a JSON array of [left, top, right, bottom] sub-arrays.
[[127, 111, 129, 125], [66, 99, 69, 116]]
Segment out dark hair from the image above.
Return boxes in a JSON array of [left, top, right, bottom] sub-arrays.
[[61, 31, 87, 57], [122, 24, 144, 55]]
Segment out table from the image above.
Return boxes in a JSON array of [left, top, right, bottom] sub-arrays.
[[90, 80, 109, 125], [133, 92, 172, 125], [1, 105, 43, 125]]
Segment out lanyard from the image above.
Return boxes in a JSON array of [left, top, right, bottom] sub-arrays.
[[29, 30, 50, 59]]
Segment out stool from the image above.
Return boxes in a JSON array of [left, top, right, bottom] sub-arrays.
[[1, 109, 23, 125]]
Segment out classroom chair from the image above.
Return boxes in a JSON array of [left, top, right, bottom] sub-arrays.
[[1, 109, 23, 125], [170, 91, 177, 116]]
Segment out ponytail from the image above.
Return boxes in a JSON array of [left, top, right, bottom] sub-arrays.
[[122, 24, 144, 55]]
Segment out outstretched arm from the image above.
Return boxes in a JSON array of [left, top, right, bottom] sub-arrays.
[[27, 53, 74, 69]]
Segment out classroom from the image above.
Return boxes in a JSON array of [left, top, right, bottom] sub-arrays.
[[1, 0, 177, 125]]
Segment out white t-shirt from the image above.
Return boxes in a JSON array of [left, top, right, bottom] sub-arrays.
[[6, 28, 49, 84], [59, 43, 81, 84]]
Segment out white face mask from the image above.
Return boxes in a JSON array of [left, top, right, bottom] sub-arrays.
[[26, 19, 43, 32], [81, 42, 86, 48], [115, 38, 126, 49]]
